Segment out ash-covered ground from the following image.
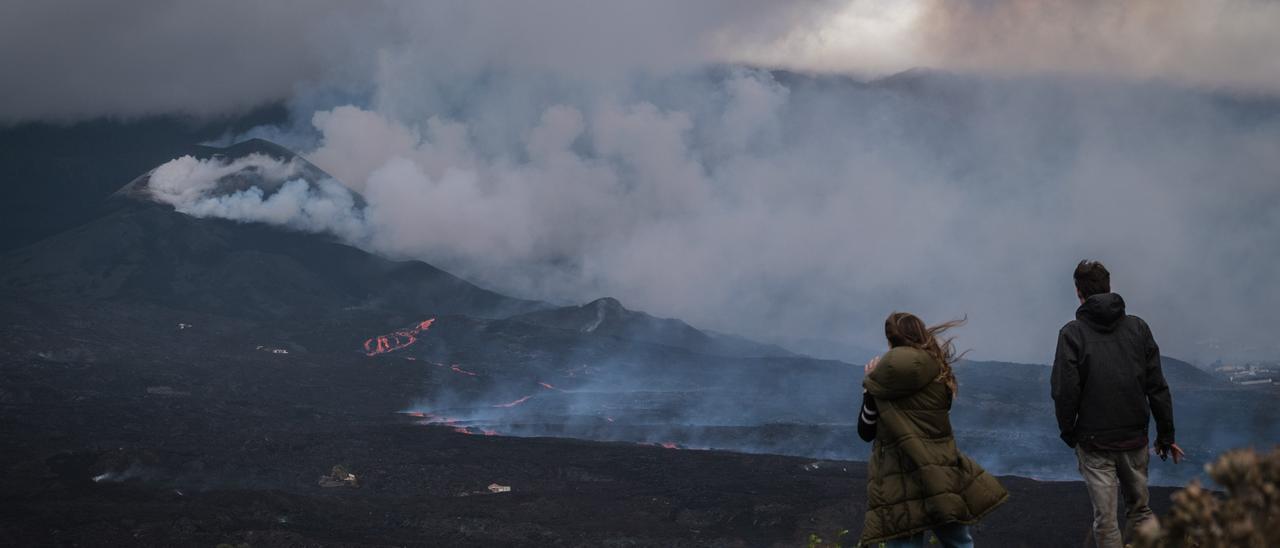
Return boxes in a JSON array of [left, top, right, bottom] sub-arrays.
[[0, 299, 1174, 546]]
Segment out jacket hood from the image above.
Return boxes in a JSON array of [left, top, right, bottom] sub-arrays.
[[1076, 293, 1126, 333]]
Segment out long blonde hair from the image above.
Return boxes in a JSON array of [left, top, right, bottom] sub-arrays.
[[884, 312, 967, 397]]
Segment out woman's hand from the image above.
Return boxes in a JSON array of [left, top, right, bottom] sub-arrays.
[[864, 355, 881, 376]]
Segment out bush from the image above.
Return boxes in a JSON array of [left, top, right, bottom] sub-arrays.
[[1136, 446, 1280, 547]]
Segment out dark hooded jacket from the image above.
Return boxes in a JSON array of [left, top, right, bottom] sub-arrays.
[[1051, 293, 1175, 450]]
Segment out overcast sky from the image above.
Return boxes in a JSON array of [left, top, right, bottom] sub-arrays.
[[4, 0, 1278, 122], [5, 1, 1280, 363]]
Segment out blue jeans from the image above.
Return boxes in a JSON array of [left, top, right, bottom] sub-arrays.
[[883, 522, 974, 548]]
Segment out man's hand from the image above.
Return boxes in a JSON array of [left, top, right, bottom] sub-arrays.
[[1155, 442, 1185, 464], [864, 355, 881, 376]]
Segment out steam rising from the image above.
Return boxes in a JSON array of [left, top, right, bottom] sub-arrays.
[[150, 67, 1280, 363], [10, 1, 1274, 362], [149, 154, 366, 242]]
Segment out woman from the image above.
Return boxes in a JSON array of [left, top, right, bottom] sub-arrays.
[[857, 312, 1008, 548]]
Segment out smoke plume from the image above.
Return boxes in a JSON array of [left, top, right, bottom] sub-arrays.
[[150, 66, 1280, 363], [15, 1, 1280, 362]]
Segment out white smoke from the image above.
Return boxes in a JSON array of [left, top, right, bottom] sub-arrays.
[[144, 64, 1280, 364], [8, 1, 1279, 124], [148, 154, 367, 243], [149, 154, 305, 203], [107, 0, 1280, 364]]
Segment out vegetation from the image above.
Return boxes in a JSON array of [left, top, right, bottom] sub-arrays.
[[806, 529, 849, 547], [1137, 447, 1280, 547]]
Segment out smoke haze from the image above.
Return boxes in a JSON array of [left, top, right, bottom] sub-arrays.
[[12, 1, 1280, 362]]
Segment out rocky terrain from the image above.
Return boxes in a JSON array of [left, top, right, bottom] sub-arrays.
[[0, 301, 1175, 546]]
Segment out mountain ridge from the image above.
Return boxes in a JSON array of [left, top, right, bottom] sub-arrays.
[[510, 296, 797, 358]]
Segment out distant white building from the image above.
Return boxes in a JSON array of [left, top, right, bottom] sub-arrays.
[[255, 345, 290, 354]]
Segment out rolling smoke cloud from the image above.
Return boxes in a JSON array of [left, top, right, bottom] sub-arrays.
[[18, 1, 1280, 362], [0, 1, 828, 123], [747, 0, 1280, 92], [6, 1, 1279, 123], [151, 67, 1280, 363], [149, 154, 367, 243]]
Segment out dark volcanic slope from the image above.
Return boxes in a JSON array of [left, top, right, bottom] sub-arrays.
[[0, 199, 542, 321], [0, 107, 288, 252], [0, 305, 1173, 547], [510, 297, 795, 358], [1159, 356, 1225, 387]]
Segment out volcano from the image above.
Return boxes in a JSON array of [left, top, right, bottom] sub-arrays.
[[1, 140, 541, 323], [511, 297, 795, 358], [113, 138, 344, 205], [2, 137, 1276, 546]]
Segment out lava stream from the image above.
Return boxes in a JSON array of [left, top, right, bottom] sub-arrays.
[[450, 365, 478, 377], [493, 395, 533, 408], [362, 319, 435, 356]]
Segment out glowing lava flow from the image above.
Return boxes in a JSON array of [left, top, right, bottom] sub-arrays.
[[362, 319, 435, 356], [399, 411, 499, 436], [450, 365, 478, 377], [486, 380, 563, 409], [454, 427, 498, 436], [493, 395, 532, 408], [401, 380, 565, 437]]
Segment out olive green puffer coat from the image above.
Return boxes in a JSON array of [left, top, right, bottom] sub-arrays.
[[859, 347, 1008, 545]]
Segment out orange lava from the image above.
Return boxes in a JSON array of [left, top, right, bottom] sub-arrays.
[[450, 365, 478, 377], [660, 442, 679, 449], [362, 319, 435, 356], [493, 395, 533, 408]]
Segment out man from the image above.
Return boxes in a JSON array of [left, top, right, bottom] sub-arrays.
[[1051, 260, 1182, 548]]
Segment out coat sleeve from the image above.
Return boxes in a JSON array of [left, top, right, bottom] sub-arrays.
[[1050, 326, 1082, 448], [857, 389, 878, 442], [1139, 319, 1176, 447]]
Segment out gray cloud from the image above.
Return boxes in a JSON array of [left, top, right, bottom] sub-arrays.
[[0, 0, 386, 122], [913, 0, 1280, 91], [9, 2, 1280, 364], [150, 67, 1280, 363], [742, 0, 1280, 92], [0, 1, 828, 123], [10, 1, 1276, 125]]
